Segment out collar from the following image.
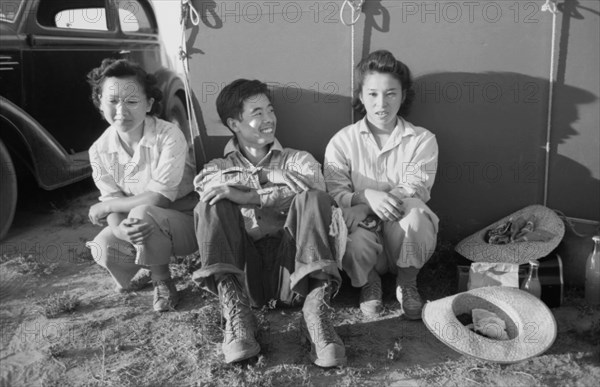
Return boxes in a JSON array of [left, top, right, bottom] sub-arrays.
[[223, 137, 284, 157], [106, 116, 157, 153], [358, 116, 416, 138]]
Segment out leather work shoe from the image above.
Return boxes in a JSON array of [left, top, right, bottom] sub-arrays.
[[115, 269, 153, 294], [359, 270, 383, 317], [130, 268, 152, 290], [218, 275, 260, 363], [153, 278, 179, 312], [302, 280, 346, 367], [396, 284, 423, 320]]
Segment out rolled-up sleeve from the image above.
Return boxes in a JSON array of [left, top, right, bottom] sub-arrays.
[[89, 143, 124, 202], [257, 185, 294, 210], [194, 162, 219, 193], [258, 151, 325, 211], [194, 161, 258, 194], [146, 128, 187, 202], [324, 138, 354, 208], [389, 134, 438, 203]]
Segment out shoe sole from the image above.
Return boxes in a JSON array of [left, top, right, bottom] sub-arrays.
[[301, 324, 347, 368], [153, 297, 180, 313], [360, 302, 383, 318], [223, 342, 261, 363], [310, 352, 347, 368], [396, 288, 422, 320]]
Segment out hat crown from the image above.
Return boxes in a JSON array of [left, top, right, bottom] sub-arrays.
[[455, 205, 565, 264], [423, 286, 557, 364]]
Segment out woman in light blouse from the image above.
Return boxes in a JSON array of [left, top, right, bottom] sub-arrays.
[[86, 59, 197, 312], [324, 50, 439, 320]]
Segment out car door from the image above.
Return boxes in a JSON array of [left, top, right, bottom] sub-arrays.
[[113, 0, 163, 74], [24, 0, 124, 154]]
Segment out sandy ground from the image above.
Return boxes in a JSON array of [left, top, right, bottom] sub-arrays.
[[1, 179, 599, 386]]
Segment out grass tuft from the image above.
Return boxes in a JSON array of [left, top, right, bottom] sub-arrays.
[[170, 252, 203, 282], [2, 254, 60, 277], [37, 291, 80, 318]]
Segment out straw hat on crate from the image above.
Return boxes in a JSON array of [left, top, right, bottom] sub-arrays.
[[455, 205, 565, 264]]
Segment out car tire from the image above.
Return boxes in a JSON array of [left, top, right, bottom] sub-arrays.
[[0, 139, 17, 240], [167, 97, 190, 143]]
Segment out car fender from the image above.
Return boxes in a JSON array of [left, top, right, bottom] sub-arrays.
[[153, 68, 186, 115], [0, 96, 91, 190]]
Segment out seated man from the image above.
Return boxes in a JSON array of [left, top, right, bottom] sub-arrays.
[[192, 79, 346, 367]]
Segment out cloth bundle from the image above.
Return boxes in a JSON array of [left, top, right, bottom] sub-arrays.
[[466, 308, 510, 340], [329, 206, 348, 269], [485, 215, 555, 245]]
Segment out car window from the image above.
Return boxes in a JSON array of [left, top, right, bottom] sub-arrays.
[[37, 0, 110, 31], [0, 0, 25, 23], [117, 0, 153, 33], [53, 8, 108, 31]]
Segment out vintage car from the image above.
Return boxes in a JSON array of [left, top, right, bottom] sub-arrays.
[[0, 0, 188, 239]]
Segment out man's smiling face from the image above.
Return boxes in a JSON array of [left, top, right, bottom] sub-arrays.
[[229, 93, 277, 150]]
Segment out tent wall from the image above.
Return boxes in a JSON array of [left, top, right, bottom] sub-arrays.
[[185, 0, 600, 240]]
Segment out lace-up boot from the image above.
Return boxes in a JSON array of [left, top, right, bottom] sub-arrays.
[[153, 278, 179, 312], [396, 284, 423, 320], [359, 270, 383, 317], [302, 280, 346, 367], [218, 275, 260, 363]]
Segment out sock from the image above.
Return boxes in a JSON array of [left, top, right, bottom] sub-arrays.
[[151, 264, 170, 281], [397, 266, 419, 287]]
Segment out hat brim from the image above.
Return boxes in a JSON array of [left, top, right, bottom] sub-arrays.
[[455, 205, 565, 264], [422, 286, 557, 364]]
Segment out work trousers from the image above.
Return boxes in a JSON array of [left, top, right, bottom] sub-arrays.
[[343, 198, 439, 287], [88, 205, 198, 289], [192, 190, 341, 307]]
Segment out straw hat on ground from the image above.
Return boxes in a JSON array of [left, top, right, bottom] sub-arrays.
[[455, 205, 565, 264], [422, 286, 557, 364]]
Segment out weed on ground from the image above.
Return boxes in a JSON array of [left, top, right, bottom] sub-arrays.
[[37, 291, 80, 318]]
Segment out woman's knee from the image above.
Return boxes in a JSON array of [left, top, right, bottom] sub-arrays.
[[400, 198, 438, 234], [88, 228, 136, 267], [128, 204, 160, 222], [401, 208, 429, 228], [88, 228, 114, 266]]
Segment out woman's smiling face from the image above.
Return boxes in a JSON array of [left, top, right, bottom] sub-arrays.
[[360, 71, 405, 131]]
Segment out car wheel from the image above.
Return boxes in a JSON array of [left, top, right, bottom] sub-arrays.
[[0, 139, 17, 240], [167, 97, 190, 143]]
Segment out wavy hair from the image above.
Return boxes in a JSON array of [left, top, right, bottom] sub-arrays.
[[352, 50, 415, 118], [87, 58, 162, 116]]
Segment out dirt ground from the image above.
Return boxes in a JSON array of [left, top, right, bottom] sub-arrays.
[[1, 179, 599, 387]]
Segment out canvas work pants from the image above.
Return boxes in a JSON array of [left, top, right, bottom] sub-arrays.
[[192, 190, 341, 307], [88, 205, 198, 289], [343, 198, 439, 287]]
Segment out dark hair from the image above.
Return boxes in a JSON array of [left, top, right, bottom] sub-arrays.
[[216, 79, 271, 130], [86, 58, 162, 116], [352, 50, 415, 117]]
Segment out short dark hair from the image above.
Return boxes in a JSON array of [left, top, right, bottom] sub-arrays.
[[216, 79, 271, 130], [352, 50, 415, 117], [87, 58, 162, 116]]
